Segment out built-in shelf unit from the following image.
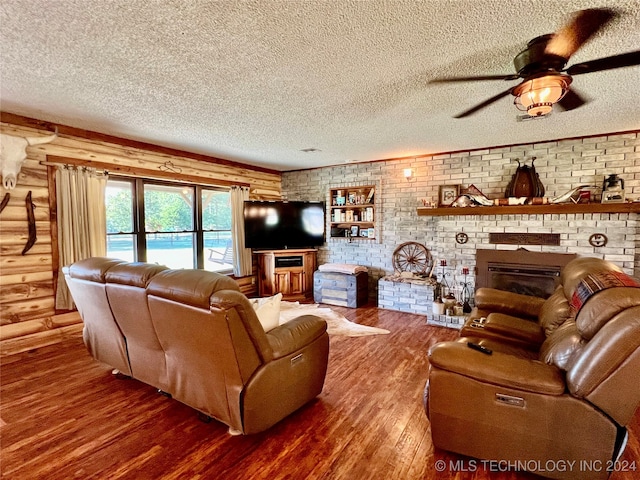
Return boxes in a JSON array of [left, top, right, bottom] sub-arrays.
[[329, 185, 376, 239]]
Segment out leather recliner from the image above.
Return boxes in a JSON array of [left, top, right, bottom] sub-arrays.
[[64, 257, 330, 435], [459, 257, 623, 350], [425, 257, 640, 480]]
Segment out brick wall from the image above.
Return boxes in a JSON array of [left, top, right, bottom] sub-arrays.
[[282, 131, 640, 300], [377, 277, 435, 314]]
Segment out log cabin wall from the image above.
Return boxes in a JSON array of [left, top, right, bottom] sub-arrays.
[[0, 113, 279, 356]]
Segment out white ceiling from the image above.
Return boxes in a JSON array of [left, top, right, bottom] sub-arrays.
[[1, 0, 639, 171]]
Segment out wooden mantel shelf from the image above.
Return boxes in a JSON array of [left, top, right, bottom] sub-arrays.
[[417, 202, 640, 217]]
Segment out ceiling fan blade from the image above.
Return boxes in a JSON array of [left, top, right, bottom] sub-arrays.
[[454, 88, 513, 118], [545, 8, 616, 60], [557, 88, 588, 111], [429, 74, 520, 84], [566, 50, 640, 75]]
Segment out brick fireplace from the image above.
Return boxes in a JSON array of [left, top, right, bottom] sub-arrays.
[[430, 208, 637, 296]]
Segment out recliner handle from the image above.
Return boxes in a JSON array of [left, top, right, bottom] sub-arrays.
[[496, 393, 525, 407]]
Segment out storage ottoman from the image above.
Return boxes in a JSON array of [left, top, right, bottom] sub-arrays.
[[313, 268, 368, 308]]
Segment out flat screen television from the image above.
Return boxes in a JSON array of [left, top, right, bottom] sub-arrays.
[[243, 200, 325, 250]]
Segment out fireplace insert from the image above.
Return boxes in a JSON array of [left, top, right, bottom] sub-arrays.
[[476, 249, 577, 298]]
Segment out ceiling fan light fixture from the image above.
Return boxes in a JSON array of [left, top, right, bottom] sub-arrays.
[[512, 73, 572, 117]]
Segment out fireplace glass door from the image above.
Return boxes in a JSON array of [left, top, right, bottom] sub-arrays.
[[487, 264, 561, 298]]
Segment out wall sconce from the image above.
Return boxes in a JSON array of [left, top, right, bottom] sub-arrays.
[[404, 168, 413, 181]]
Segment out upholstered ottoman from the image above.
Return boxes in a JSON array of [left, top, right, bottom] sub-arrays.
[[313, 264, 368, 308]]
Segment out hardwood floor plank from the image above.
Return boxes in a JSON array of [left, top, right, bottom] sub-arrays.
[[1, 304, 638, 480]]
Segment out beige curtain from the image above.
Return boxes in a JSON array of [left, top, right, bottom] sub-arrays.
[[55, 167, 108, 309], [230, 186, 252, 277]]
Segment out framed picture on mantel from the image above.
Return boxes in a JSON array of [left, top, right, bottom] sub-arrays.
[[439, 185, 460, 207]]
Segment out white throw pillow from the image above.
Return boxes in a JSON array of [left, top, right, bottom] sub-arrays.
[[249, 293, 282, 332]]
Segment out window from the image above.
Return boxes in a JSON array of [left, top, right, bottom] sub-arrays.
[[144, 183, 194, 269], [105, 179, 135, 262], [106, 177, 232, 272], [202, 189, 233, 269]]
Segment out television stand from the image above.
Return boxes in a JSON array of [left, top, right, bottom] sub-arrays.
[[255, 249, 317, 301]]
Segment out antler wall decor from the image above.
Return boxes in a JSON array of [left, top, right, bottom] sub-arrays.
[[21, 191, 37, 255], [0, 192, 9, 213]]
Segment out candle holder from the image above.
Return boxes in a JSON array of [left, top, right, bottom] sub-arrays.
[[459, 266, 473, 313], [438, 260, 457, 315], [439, 259, 453, 299]]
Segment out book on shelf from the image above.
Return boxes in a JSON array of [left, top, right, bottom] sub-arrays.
[[365, 207, 374, 221], [365, 188, 374, 204]]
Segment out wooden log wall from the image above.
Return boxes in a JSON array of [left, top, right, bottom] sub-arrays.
[[0, 113, 278, 356]]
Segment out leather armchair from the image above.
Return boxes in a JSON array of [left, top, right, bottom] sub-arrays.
[[64, 257, 329, 435], [459, 257, 623, 350], [425, 258, 640, 479]]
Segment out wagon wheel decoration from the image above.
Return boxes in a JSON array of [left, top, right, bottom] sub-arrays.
[[392, 242, 433, 275]]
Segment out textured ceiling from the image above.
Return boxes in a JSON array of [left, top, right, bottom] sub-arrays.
[[1, 0, 639, 171]]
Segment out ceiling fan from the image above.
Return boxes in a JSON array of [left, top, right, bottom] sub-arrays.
[[430, 8, 640, 118]]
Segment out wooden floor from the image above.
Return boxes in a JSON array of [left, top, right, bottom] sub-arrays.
[[1, 305, 638, 480]]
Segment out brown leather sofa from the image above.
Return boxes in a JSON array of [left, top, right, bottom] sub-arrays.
[[63, 257, 329, 435], [424, 257, 640, 479]]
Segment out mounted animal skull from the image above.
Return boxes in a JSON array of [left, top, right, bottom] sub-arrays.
[[0, 130, 58, 190]]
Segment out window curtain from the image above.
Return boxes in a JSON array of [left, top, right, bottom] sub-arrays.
[[55, 166, 108, 309], [230, 186, 252, 277]]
